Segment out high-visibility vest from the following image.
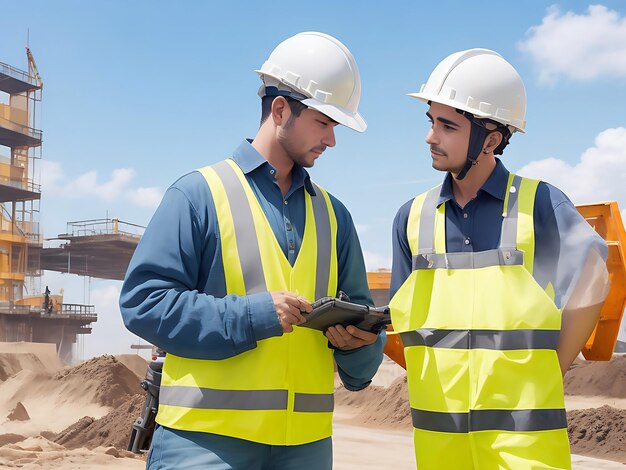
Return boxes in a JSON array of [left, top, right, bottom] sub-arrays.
[[390, 174, 571, 469], [156, 159, 339, 446]]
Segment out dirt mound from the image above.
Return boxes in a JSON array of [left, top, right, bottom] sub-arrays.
[[564, 355, 626, 398], [0, 433, 25, 447], [115, 354, 149, 380], [54, 355, 143, 407], [7, 401, 29, 421], [0, 353, 48, 382], [568, 405, 626, 462], [336, 375, 412, 430], [0, 343, 62, 376], [54, 394, 145, 450]]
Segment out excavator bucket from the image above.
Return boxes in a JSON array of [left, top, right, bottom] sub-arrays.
[[577, 202, 626, 360], [369, 201, 626, 368]]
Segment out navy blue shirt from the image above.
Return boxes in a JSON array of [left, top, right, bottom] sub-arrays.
[[120, 140, 384, 390], [391, 159, 607, 309]]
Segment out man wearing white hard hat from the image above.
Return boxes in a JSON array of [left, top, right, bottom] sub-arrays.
[[389, 49, 609, 468], [120, 32, 384, 469]]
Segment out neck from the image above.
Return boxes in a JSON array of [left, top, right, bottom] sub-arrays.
[[451, 155, 497, 208], [251, 126, 294, 196]]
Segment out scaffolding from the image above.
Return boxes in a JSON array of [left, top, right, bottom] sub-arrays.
[[0, 49, 96, 363], [41, 218, 144, 280]]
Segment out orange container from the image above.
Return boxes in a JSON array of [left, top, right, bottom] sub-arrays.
[[577, 202, 626, 360]]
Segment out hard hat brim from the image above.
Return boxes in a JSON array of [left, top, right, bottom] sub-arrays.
[[302, 98, 367, 133]]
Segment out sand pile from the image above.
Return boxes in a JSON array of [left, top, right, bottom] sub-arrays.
[[335, 374, 412, 430], [0, 348, 148, 468], [568, 405, 626, 462], [115, 354, 149, 379], [564, 355, 626, 398], [0, 343, 63, 377], [53, 355, 143, 408], [53, 393, 145, 450], [0, 435, 145, 469], [0, 354, 144, 437]]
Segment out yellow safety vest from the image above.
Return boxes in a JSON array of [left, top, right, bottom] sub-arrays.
[[156, 159, 339, 445], [390, 174, 571, 469]]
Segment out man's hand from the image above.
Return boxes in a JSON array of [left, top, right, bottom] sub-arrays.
[[271, 291, 312, 333], [325, 324, 378, 350]]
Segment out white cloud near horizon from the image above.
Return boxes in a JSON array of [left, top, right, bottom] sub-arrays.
[[41, 160, 163, 209], [364, 251, 392, 272], [517, 127, 626, 206], [518, 5, 626, 84]]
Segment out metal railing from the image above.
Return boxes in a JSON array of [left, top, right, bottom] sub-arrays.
[[0, 115, 43, 141], [0, 174, 42, 194], [64, 218, 145, 238], [60, 303, 97, 317], [0, 61, 39, 88]]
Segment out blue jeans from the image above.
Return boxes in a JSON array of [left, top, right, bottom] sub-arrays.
[[147, 426, 333, 470]]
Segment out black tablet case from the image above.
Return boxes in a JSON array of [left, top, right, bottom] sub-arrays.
[[300, 297, 390, 333]]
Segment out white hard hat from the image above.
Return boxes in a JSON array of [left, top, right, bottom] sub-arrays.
[[409, 48, 526, 133], [256, 32, 367, 132]]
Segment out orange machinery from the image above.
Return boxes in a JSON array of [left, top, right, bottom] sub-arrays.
[[375, 201, 626, 369]]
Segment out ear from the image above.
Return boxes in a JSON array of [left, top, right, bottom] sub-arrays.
[[482, 131, 503, 154], [271, 96, 291, 126]]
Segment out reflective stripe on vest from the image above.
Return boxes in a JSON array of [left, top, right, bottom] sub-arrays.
[[160, 386, 334, 413], [399, 328, 560, 350], [411, 408, 567, 433], [156, 159, 338, 446], [211, 159, 332, 297]]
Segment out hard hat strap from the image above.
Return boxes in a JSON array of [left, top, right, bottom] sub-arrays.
[[262, 86, 308, 102], [455, 110, 512, 180]]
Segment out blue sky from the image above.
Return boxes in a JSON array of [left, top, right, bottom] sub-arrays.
[[1, 1, 626, 359]]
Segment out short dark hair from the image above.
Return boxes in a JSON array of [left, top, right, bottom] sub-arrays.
[[260, 96, 307, 126]]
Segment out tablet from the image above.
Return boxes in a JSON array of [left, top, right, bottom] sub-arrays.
[[300, 297, 390, 333]]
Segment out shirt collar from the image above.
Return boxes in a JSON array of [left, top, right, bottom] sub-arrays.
[[438, 158, 510, 205], [231, 139, 316, 196]]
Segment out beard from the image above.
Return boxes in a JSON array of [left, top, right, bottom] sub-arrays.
[[277, 127, 324, 168]]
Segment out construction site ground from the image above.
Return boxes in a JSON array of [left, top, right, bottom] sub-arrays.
[[0, 344, 625, 469]]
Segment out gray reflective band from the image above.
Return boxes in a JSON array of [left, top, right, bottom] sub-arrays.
[[415, 175, 526, 261], [212, 161, 266, 294], [294, 392, 334, 413], [160, 386, 288, 410], [310, 184, 331, 301], [417, 186, 441, 254], [412, 249, 523, 270], [411, 408, 567, 433], [500, 174, 522, 249], [400, 328, 560, 350]]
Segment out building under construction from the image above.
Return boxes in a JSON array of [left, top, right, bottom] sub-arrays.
[[0, 49, 96, 363]]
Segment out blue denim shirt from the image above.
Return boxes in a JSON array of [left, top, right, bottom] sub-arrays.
[[120, 140, 384, 390], [391, 159, 608, 309]]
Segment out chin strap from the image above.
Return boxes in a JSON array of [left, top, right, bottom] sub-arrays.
[[455, 109, 513, 180]]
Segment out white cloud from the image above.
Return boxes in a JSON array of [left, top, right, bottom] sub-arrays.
[[517, 127, 626, 206], [126, 187, 164, 208], [355, 223, 369, 235], [518, 5, 626, 83], [41, 160, 163, 209], [363, 251, 392, 271]]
